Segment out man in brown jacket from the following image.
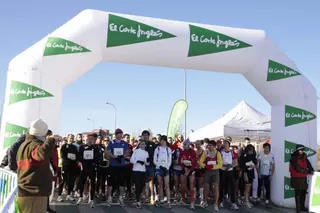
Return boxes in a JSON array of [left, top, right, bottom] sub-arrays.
[[16, 118, 59, 213]]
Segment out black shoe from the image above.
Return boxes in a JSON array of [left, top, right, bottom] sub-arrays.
[[300, 206, 308, 212], [47, 208, 57, 213]]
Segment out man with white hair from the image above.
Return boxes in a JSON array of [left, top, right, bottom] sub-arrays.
[[16, 119, 59, 213]]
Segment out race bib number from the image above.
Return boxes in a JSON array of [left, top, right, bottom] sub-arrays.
[[263, 159, 269, 167], [183, 160, 191, 166], [114, 148, 123, 156], [207, 161, 216, 165], [83, 150, 94, 160], [67, 153, 76, 160], [159, 157, 167, 166]]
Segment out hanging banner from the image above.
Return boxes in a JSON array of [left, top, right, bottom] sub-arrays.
[[167, 99, 188, 139]]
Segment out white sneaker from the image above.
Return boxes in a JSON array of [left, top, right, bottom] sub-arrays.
[[89, 200, 95, 208], [245, 201, 253, 208], [66, 195, 75, 201], [231, 203, 239, 210], [213, 204, 219, 211], [200, 200, 208, 208], [76, 197, 83, 205], [74, 191, 80, 198], [163, 197, 167, 202], [57, 196, 63, 202], [219, 202, 224, 208], [190, 202, 195, 210], [119, 196, 125, 207], [106, 197, 112, 207]]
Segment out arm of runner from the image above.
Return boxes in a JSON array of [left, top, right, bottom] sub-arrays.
[[199, 151, 206, 169], [130, 150, 137, 164], [214, 152, 222, 169]]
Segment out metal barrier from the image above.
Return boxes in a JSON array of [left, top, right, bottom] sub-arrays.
[[0, 168, 17, 213]]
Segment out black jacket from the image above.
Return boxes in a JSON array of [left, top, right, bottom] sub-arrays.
[[0, 148, 10, 168], [8, 134, 26, 171]]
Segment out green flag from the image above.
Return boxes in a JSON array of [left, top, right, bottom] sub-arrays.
[[167, 100, 188, 139]]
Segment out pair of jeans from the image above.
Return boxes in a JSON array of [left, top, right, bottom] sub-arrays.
[[257, 175, 271, 200]]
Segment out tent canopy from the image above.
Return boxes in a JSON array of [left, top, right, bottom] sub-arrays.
[[189, 100, 271, 141]]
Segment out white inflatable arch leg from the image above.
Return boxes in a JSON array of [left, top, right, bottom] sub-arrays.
[[0, 9, 317, 208]]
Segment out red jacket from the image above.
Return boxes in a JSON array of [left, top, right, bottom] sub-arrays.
[[170, 140, 182, 152], [178, 149, 197, 170], [290, 154, 309, 178]]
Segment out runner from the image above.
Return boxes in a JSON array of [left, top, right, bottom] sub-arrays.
[[200, 140, 222, 211], [194, 140, 205, 205], [106, 128, 129, 207], [154, 135, 172, 208], [178, 140, 197, 209], [130, 140, 149, 209]]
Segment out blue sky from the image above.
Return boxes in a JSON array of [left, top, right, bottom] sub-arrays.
[[0, 0, 319, 137]]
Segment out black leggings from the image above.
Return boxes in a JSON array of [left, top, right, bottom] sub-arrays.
[[295, 189, 307, 213], [219, 170, 236, 203], [125, 167, 133, 196], [258, 175, 271, 200], [79, 169, 96, 199], [133, 171, 146, 202], [96, 167, 108, 194], [58, 165, 76, 196]]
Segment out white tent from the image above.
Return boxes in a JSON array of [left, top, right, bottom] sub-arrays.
[[189, 100, 271, 141]]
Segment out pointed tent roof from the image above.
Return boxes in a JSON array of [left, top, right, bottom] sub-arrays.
[[189, 100, 271, 141]]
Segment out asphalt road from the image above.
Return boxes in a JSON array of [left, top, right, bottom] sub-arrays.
[[50, 202, 297, 213]]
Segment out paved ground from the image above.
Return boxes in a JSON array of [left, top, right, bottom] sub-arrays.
[[50, 202, 297, 213]]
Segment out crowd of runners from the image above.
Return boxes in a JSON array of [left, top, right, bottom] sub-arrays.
[[51, 128, 275, 212]]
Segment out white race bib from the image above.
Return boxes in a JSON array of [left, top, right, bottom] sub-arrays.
[[67, 153, 76, 160], [183, 160, 191, 166], [83, 150, 94, 160], [159, 156, 167, 166], [207, 160, 216, 165], [114, 148, 124, 156]]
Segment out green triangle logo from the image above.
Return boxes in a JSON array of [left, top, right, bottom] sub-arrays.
[[284, 176, 295, 199], [267, 60, 301, 82], [284, 140, 316, 163], [3, 123, 28, 149], [9, 81, 54, 105], [44, 37, 91, 56], [188, 25, 252, 57], [285, 105, 316, 127], [311, 176, 320, 206], [106, 14, 176, 48]]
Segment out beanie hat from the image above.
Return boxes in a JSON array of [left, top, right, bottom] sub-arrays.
[[296, 144, 305, 151], [115, 128, 123, 135], [29, 119, 48, 137]]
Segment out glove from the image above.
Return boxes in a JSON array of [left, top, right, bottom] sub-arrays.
[[181, 169, 185, 175], [160, 166, 167, 174], [201, 168, 206, 174], [137, 160, 145, 165], [125, 158, 130, 162], [185, 165, 192, 169], [116, 155, 123, 163]]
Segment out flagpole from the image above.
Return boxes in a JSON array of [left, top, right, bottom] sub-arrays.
[[184, 69, 187, 139]]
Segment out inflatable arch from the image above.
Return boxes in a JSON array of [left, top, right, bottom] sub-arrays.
[[0, 9, 317, 207]]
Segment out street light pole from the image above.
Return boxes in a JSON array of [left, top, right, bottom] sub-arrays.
[[87, 118, 95, 130], [184, 69, 187, 139], [106, 102, 117, 131]]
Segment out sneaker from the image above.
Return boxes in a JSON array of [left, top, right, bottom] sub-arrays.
[[74, 191, 80, 198], [66, 195, 75, 201], [89, 200, 95, 208], [106, 197, 112, 207], [178, 200, 186, 205], [56, 196, 63, 202], [245, 201, 253, 208], [83, 195, 89, 202], [150, 196, 155, 205], [163, 197, 167, 202], [136, 202, 142, 209], [219, 202, 224, 208], [213, 204, 219, 211], [231, 203, 239, 210], [119, 196, 125, 207], [190, 202, 195, 210], [76, 197, 83, 205], [200, 200, 208, 208], [155, 200, 164, 207]]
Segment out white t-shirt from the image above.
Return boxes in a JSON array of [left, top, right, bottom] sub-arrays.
[[221, 150, 234, 171], [130, 148, 149, 172], [153, 146, 172, 169], [257, 152, 275, 176]]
